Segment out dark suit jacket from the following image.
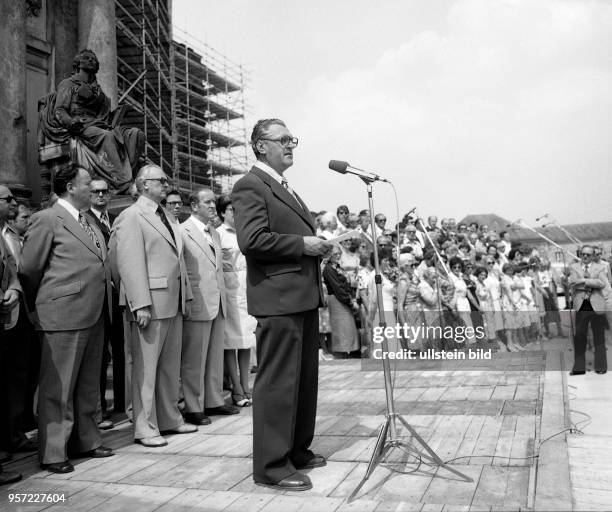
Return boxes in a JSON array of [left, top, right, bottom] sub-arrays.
[[232, 166, 323, 317], [88, 208, 116, 245], [19, 202, 112, 331]]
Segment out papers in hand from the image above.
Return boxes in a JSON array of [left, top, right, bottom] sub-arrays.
[[329, 229, 361, 244]]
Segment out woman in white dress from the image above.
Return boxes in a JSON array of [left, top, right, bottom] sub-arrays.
[[216, 195, 257, 407], [448, 257, 475, 334]]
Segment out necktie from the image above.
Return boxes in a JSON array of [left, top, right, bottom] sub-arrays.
[[100, 211, 111, 231], [78, 213, 102, 254], [156, 206, 176, 243], [281, 178, 304, 211], [202, 224, 216, 256]]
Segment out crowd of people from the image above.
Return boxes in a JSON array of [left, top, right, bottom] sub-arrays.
[[1, 169, 609, 486], [314, 208, 582, 357], [0, 168, 256, 483]]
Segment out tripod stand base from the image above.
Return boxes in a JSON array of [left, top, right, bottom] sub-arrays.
[[347, 413, 473, 503]]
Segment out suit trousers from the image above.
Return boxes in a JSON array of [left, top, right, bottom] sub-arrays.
[[573, 300, 608, 372], [38, 313, 104, 464], [0, 304, 33, 450], [99, 294, 126, 414], [182, 312, 226, 412], [122, 309, 133, 421], [130, 314, 184, 439], [252, 309, 319, 484]]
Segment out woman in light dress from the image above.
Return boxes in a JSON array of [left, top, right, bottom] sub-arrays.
[[448, 257, 475, 335], [216, 195, 256, 407], [396, 253, 425, 351], [367, 248, 399, 353], [475, 265, 507, 351], [500, 263, 525, 352]]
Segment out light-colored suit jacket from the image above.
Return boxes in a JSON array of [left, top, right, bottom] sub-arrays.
[[568, 261, 609, 313], [19, 202, 111, 331], [110, 195, 192, 320], [180, 216, 226, 321]]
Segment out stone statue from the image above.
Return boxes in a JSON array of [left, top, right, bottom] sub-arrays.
[[39, 49, 144, 193]]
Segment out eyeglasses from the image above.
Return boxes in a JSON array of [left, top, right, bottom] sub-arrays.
[[146, 177, 169, 185], [486, 261, 495, 265], [0, 195, 16, 203], [259, 136, 298, 148], [91, 189, 109, 195], [166, 201, 183, 207], [377, 218, 387, 223], [581, 252, 593, 257]]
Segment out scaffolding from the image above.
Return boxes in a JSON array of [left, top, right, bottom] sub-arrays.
[[114, 2, 248, 195], [115, 0, 175, 178], [173, 27, 249, 196]]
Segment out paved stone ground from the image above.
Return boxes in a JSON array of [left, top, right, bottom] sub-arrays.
[[0, 337, 597, 511]]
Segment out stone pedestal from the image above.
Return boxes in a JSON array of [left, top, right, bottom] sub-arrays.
[[0, 1, 28, 195], [78, 0, 118, 108]]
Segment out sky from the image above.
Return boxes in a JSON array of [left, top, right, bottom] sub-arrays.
[[173, 0, 611, 228]]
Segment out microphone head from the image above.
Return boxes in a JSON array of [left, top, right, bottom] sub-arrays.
[[328, 160, 349, 173]]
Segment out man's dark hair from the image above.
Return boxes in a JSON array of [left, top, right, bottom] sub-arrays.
[[216, 194, 232, 220], [161, 189, 181, 207], [250, 119, 286, 158], [54, 164, 87, 197]]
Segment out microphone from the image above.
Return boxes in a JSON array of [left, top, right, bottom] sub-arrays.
[[328, 160, 390, 183], [535, 214, 549, 222]]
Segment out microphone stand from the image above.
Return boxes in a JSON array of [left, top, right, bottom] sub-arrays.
[[513, 219, 580, 263], [348, 179, 472, 503]]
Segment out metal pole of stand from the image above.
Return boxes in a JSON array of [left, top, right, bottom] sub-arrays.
[[348, 180, 473, 503]]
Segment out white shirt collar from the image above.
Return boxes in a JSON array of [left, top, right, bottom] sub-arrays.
[[57, 198, 80, 221], [253, 161, 284, 185], [190, 215, 210, 234], [90, 206, 107, 220]]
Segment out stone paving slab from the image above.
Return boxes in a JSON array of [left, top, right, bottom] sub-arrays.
[[0, 348, 579, 511]]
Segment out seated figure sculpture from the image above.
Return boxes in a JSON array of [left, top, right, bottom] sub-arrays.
[[39, 49, 144, 193]]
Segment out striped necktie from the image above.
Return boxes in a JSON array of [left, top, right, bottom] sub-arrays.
[[78, 213, 101, 254]]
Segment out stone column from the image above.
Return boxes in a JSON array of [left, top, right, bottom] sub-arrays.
[[0, 1, 28, 193], [78, 0, 118, 108]]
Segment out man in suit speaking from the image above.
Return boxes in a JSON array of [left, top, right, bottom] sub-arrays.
[[232, 119, 332, 491]]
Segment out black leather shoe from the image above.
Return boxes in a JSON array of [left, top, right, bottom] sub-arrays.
[[41, 461, 74, 474], [205, 405, 239, 416], [81, 446, 114, 458], [295, 454, 327, 470], [255, 473, 312, 491], [184, 412, 212, 425], [0, 469, 22, 485], [569, 370, 586, 376], [596, 370, 607, 374]]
